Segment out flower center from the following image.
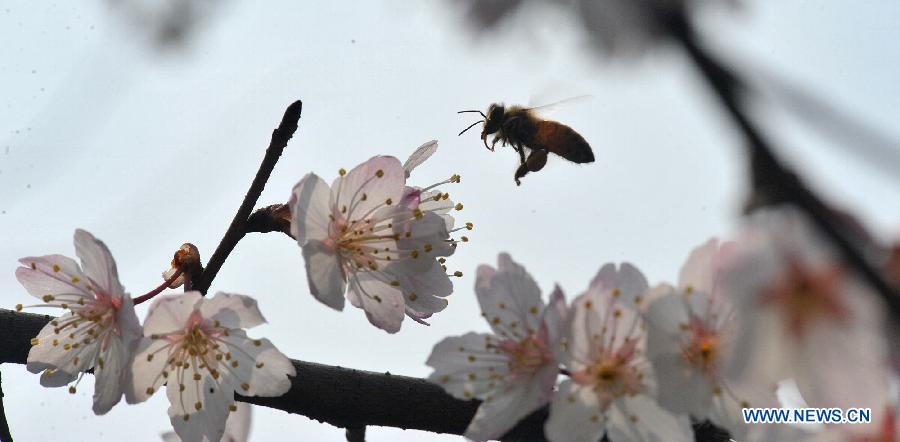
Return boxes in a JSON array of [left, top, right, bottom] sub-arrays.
[[763, 260, 847, 336], [682, 330, 719, 375], [572, 338, 644, 409], [498, 333, 552, 379]]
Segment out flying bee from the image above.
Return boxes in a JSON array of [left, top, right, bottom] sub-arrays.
[[458, 101, 594, 185]]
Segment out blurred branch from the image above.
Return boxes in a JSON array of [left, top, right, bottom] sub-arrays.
[[0, 368, 12, 442], [194, 100, 303, 295], [0, 309, 729, 441], [659, 9, 900, 315]]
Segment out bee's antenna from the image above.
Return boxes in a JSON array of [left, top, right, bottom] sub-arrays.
[[458, 110, 487, 118], [458, 120, 484, 136]]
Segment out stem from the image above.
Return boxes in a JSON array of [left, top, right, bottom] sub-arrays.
[[0, 368, 12, 442], [661, 10, 900, 316], [133, 269, 183, 305], [194, 100, 304, 294]]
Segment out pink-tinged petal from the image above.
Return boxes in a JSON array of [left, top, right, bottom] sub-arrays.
[[288, 173, 332, 246], [426, 332, 509, 400], [143, 292, 203, 336], [588, 262, 649, 306], [465, 367, 556, 441], [403, 140, 438, 178], [332, 156, 405, 222], [168, 377, 232, 442], [73, 229, 125, 298], [476, 254, 545, 338], [541, 284, 568, 349], [545, 381, 606, 442], [218, 331, 295, 397], [648, 351, 712, 416], [606, 395, 693, 442], [16, 254, 90, 300], [397, 260, 452, 316], [130, 338, 176, 404], [25, 319, 81, 386], [200, 292, 267, 330], [346, 273, 405, 333], [678, 238, 719, 295], [301, 241, 346, 311], [92, 334, 130, 414]]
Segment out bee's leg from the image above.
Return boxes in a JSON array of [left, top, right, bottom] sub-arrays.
[[514, 149, 548, 186], [515, 143, 526, 165]]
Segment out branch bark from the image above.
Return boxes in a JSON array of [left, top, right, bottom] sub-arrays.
[[193, 100, 304, 294], [0, 309, 729, 441], [0, 368, 13, 442]]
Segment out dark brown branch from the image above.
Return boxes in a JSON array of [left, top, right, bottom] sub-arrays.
[[345, 426, 366, 442], [659, 10, 900, 315], [193, 100, 304, 294], [0, 368, 13, 442], [0, 309, 728, 441]]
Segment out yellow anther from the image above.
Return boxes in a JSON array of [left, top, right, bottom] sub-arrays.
[[461, 236, 469, 242], [375, 169, 384, 178], [339, 168, 347, 176], [253, 339, 262, 346], [453, 271, 463, 277], [424, 244, 433, 252], [15, 304, 22, 311], [30, 338, 40, 346], [146, 387, 155, 395], [454, 203, 463, 211], [241, 383, 250, 391], [385, 198, 393, 205], [408, 293, 418, 301], [390, 281, 400, 287], [195, 401, 203, 411], [68, 386, 77, 394], [52, 264, 61, 272], [229, 404, 238, 412], [193, 373, 202, 381], [42, 294, 55, 302], [410, 250, 419, 259], [465, 222, 473, 230]]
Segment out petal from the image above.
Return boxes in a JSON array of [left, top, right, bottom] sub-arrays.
[[130, 337, 176, 404], [224, 402, 252, 442], [648, 351, 713, 416], [92, 334, 131, 414], [74, 229, 125, 298], [606, 395, 693, 442], [541, 284, 568, 348], [677, 238, 720, 295], [288, 173, 332, 246], [16, 254, 91, 302], [403, 140, 438, 178], [346, 273, 405, 333], [200, 292, 267, 330], [426, 332, 509, 400], [26, 315, 100, 384], [397, 259, 452, 316], [168, 376, 232, 442], [333, 156, 405, 222], [476, 254, 545, 338], [588, 262, 649, 306], [217, 331, 295, 397], [301, 241, 346, 310], [465, 369, 555, 441], [143, 292, 203, 336], [545, 380, 606, 442]]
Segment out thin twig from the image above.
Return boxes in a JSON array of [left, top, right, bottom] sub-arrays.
[[660, 10, 900, 316], [133, 268, 183, 305], [0, 368, 12, 442], [194, 100, 303, 294]]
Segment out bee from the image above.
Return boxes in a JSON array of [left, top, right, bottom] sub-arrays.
[[458, 102, 594, 185]]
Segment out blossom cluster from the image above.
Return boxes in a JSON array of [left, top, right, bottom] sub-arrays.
[[427, 207, 894, 441]]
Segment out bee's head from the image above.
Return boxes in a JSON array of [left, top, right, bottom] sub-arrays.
[[482, 103, 506, 136]]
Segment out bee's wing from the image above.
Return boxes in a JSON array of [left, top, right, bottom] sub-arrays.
[[525, 95, 593, 117]]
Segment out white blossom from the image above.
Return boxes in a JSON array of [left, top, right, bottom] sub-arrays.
[[545, 263, 693, 442], [289, 143, 466, 333], [426, 253, 565, 441], [131, 292, 294, 442], [15, 229, 142, 414]]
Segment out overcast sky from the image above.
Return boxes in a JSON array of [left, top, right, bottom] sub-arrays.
[[1, 1, 899, 441]]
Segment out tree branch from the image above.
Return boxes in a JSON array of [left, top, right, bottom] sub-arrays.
[[0, 309, 729, 441], [0, 368, 13, 442], [193, 100, 304, 294], [659, 9, 900, 315]]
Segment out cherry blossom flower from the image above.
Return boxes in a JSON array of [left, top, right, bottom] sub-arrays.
[[644, 239, 776, 439], [15, 229, 142, 415], [724, 208, 891, 435], [289, 143, 467, 333], [426, 253, 565, 441], [545, 263, 693, 442], [162, 402, 252, 442], [130, 292, 294, 442]]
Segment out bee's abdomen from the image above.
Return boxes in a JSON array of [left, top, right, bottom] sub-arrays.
[[532, 120, 594, 163]]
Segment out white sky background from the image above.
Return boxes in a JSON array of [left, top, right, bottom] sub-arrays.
[[1, 1, 899, 441]]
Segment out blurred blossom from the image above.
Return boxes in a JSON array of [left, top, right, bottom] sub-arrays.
[[545, 263, 693, 442], [107, 0, 226, 49], [645, 239, 777, 440], [289, 142, 468, 333], [724, 207, 891, 435], [15, 229, 142, 415], [451, 0, 739, 57], [162, 401, 252, 442], [130, 292, 294, 442], [426, 253, 565, 441]]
